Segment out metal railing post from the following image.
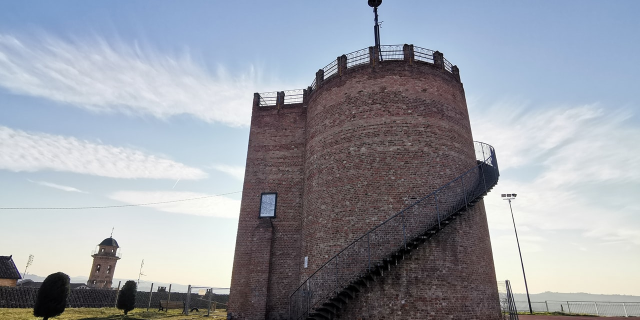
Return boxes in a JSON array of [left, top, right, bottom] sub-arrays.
[[435, 194, 441, 229], [367, 233, 371, 272], [402, 210, 407, 250], [567, 301, 571, 314], [594, 302, 599, 316], [545, 300, 549, 313], [335, 257, 339, 294], [622, 302, 628, 317], [461, 175, 468, 210]]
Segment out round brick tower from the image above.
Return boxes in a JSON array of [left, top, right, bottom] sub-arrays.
[[299, 50, 500, 319], [302, 55, 475, 275], [228, 45, 501, 320]]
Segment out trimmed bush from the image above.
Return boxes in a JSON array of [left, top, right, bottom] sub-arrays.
[[117, 280, 137, 315], [33, 272, 70, 320]]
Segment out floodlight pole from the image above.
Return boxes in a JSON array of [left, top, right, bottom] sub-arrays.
[[507, 198, 533, 314], [369, 0, 383, 61], [373, 7, 381, 61]]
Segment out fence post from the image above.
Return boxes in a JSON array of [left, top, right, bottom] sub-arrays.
[[622, 302, 628, 317], [403, 44, 414, 64], [594, 301, 599, 316], [545, 300, 549, 313], [315, 69, 324, 89], [166, 284, 172, 312], [253, 92, 260, 108], [451, 65, 461, 82], [147, 283, 154, 311], [186, 285, 192, 315], [369, 46, 379, 66], [338, 54, 347, 76], [114, 281, 121, 308], [276, 91, 285, 109], [567, 301, 571, 314], [207, 288, 213, 317], [303, 87, 310, 106], [433, 51, 444, 69]]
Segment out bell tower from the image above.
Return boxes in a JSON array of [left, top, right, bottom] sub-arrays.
[[87, 236, 121, 288]]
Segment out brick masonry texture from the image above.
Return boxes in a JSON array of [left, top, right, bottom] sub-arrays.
[[228, 58, 501, 319], [229, 103, 307, 320], [336, 201, 501, 320], [87, 244, 120, 289]]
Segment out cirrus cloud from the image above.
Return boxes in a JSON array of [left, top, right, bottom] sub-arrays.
[[0, 33, 260, 127], [0, 125, 207, 180]]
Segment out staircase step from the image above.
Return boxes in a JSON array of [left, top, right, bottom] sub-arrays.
[[309, 311, 331, 319], [318, 304, 338, 315]]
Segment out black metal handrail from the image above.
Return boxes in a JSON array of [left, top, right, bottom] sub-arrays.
[[257, 45, 458, 107], [289, 141, 499, 320]]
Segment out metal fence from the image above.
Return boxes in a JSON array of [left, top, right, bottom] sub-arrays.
[[257, 44, 457, 107], [289, 142, 499, 320], [0, 284, 228, 311], [514, 300, 640, 317], [498, 281, 519, 320]]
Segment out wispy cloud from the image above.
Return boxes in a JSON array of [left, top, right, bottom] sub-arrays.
[[0, 125, 207, 180], [108, 191, 241, 218], [0, 34, 262, 127], [28, 179, 87, 193], [470, 100, 640, 245], [210, 164, 245, 181]]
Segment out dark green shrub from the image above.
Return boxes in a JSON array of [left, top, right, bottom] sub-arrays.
[[117, 280, 137, 315], [33, 272, 70, 320]]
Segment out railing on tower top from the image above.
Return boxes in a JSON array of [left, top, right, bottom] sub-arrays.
[[289, 142, 499, 320], [257, 44, 457, 107]]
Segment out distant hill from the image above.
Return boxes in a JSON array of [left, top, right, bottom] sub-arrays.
[[513, 292, 640, 303]]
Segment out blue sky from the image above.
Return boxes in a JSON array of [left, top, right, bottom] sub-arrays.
[[1, 1, 639, 295]]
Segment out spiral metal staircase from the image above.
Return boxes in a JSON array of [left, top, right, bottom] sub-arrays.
[[289, 142, 500, 320]]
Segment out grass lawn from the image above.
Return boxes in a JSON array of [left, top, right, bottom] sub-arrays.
[[0, 308, 227, 320]]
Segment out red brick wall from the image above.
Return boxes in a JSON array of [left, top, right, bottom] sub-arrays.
[[229, 58, 501, 320], [228, 103, 307, 320], [301, 61, 475, 278], [87, 246, 119, 289], [336, 200, 501, 320]]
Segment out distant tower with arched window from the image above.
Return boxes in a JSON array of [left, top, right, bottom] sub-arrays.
[[87, 237, 121, 288]]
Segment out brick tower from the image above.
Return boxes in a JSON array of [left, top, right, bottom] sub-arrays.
[[87, 237, 120, 289], [228, 44, 501, 319]]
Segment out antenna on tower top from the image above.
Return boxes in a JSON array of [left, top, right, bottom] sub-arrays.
[[368, 0, 383, 61], [110, 227, 114, 238]]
